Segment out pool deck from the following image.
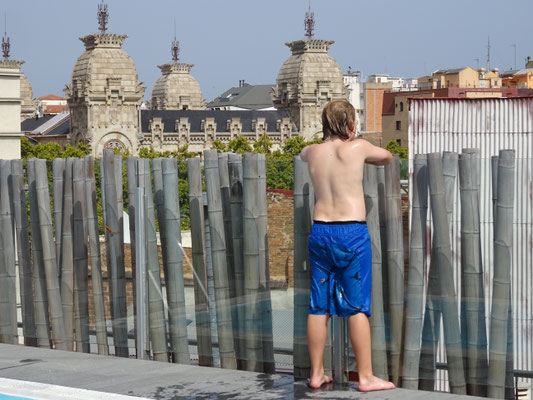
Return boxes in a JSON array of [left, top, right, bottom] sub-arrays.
[[0, 344, 484, 400]]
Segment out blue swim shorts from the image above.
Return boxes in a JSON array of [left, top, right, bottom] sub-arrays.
[[308, 220, 372, 317]]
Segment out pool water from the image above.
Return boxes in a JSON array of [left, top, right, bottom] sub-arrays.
[[0, 395, 35, 400]]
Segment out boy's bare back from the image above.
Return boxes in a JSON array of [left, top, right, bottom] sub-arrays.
[[301, 137, 392, 222]]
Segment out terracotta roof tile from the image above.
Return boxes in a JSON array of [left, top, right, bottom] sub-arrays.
[[38, 94, 66, 101], [44, 105, 69, 114]]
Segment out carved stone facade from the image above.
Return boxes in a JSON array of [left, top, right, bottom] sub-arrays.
[[272, 39, 347, 139], [65, 33, 145, 156], [20, 73, 36, 120], [141, 110, 295, 153], [151, 63, 206, 110]]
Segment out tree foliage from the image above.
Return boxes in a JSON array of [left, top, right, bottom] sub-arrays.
[[385, 139, 408, 160], [253, 133, 273, 154], [21, 136, 91, 160], [209, 134, 323, 190], [226, 135, 253, 154]]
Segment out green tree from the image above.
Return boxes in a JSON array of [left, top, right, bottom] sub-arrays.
[[62, 143, 91, 158], [21, 136, 35, 159], [210, 139, 226, 153], [253, 133, 272, 154], [385, 139, 408, 159], [137, 146, 160, 160], [31, 142, 63, 161], [226, 135, 252, 154], [281, 136, 307, 156]]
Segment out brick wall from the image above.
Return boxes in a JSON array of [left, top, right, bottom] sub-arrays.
[[266, 189, 294, 287]]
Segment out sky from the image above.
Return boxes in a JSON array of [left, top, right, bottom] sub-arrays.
[[2, 0, 532, 102]]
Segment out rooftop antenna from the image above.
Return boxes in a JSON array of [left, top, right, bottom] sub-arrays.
[[171, 18, 179, 62], [2, 13, 10, 60], [511, 44, 517, 70], [97, 0, 109, 35], [304, 0, 315, 39], [486, 36, 491, 70]]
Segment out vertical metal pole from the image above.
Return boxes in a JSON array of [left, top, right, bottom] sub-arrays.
[[135, 187, 148, 360]]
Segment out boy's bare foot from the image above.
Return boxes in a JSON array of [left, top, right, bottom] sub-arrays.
[[358, 375, 395, 392], [309, 374, 333, 389]]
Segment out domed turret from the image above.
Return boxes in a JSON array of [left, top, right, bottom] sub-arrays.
[[272, 7, 347, 139], [151, 63, 206, 110], [272, 40, 347, 139], [65, 2, 145, 156], [150, 36, 205, 110]]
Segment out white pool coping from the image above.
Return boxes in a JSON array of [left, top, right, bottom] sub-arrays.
[[0, 378, 148, 400]]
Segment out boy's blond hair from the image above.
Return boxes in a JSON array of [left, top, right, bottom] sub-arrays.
[[321, 100, 356, 141]]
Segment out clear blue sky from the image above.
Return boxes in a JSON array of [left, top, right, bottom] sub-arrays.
[[3, 0, 532, 102]]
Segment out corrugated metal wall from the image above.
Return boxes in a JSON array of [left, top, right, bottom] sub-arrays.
[[408, 97, 533, 391]]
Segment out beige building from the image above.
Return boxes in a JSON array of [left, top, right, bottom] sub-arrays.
[[501, 58, 533, 89], [418, 67, 501, 90], [418, 67, 479, 89], [65, 33, 145, 156], [272, 39, 347, 140], [150, 63, 206, 110], [0, 60, 24, 159], [20, 73, 36, 120], [58, 5, 347, 154]]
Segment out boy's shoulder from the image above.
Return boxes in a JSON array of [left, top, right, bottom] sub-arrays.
[[300, 142, 321, 162]]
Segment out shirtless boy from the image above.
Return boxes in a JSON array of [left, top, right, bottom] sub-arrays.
[[300, 100, 395, 392]]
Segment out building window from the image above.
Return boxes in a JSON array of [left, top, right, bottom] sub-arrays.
[[396, 121, 401, 130], [400, 102, 404, 112], [396, 139, 401, 146]]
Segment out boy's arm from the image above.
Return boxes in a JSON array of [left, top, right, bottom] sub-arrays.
[[358, 139, 393, 165]]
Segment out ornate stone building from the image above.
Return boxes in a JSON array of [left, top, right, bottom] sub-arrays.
[[20, 73, 37, 120], [49, 3, 350, 154], [272, 39, 347, 140], [65, 32, 145, 156], [142, 109, 294, 153], [151, 63, 206, 110]]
